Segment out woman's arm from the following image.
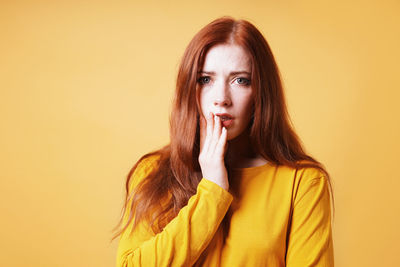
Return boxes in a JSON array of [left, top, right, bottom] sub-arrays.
[[286, 174, 334, 266], [116, 158, 233, 267]]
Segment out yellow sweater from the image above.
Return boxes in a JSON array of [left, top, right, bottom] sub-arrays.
[[116, 156, 334, 266]]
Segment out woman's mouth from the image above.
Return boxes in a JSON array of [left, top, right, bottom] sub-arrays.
[[216, 113, 234, 128], [221, 119, 233, 127]]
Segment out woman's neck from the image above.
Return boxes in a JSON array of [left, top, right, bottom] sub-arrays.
[[225, 129, 267, 168]]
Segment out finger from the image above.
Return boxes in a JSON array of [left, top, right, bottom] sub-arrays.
[[209, 114, 222, 154], [206, 112, 213, 140], [199, 115, 206, 150], [202, 112, 214, 153], [215, 126, 228, 157], [213, 114, 222, 139]]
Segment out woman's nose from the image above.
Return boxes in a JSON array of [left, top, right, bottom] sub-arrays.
[[213, 82, 231, 107]]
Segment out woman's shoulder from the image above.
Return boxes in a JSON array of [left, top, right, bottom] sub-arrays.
[[136, 153, 162, 171], [274, 160, 328, 184], [296, 163, 327, 180], [290, 162, 331, 198], [128, 153, 162, 191]]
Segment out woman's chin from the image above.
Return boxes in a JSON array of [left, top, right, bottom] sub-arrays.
[[226, 131, 238, 141], [226, 126, 251, 142]]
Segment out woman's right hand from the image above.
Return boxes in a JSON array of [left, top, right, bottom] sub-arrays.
[[199, 112, 229, 191]]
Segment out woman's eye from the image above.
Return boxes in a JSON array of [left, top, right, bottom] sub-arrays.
[[235, 77, 251, 85], [197, 76, 211, 85]]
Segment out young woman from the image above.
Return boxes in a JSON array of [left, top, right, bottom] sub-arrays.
[[113, 17, 334, 266]]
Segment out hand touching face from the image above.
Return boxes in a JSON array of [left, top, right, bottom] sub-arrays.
[[198, 111, 229, 190]]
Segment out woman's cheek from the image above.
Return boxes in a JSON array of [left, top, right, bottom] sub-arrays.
[[200, 96, 212, 117]]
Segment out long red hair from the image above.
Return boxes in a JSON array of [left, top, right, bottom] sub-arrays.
[[112, 16, 334, 246]]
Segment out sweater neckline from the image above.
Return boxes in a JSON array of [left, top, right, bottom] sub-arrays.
[[229, 161, 272, 176]]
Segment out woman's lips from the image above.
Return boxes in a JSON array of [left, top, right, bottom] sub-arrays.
[[221, 119, 233, 127], [215, 113, 234, 128]]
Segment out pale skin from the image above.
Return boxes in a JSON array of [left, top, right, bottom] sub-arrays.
[[198, 44, 268, 191]]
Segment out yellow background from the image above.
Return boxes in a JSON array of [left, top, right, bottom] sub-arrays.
[[1, 0, 399, 266]]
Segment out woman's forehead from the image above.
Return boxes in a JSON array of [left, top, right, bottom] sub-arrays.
[[201, 44, 252, 73]]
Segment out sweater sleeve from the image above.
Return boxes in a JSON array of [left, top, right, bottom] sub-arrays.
[[286, 175, 334, 267], [116, 158, 234, 267]]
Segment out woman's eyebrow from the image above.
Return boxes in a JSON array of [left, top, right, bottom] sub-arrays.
[[198, 71, 215, 75], [198, 71, 251, 75], [230, 71, 251, 76]]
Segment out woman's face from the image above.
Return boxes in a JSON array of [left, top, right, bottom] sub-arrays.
[[197, 44, 254, 140]]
